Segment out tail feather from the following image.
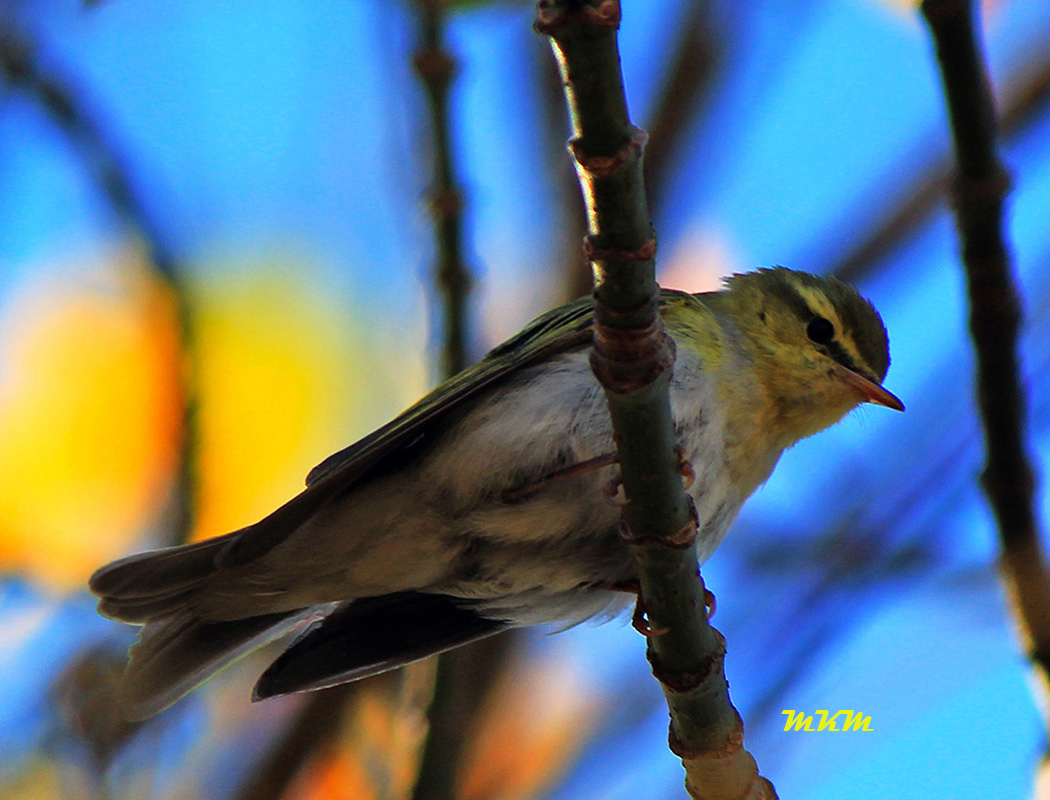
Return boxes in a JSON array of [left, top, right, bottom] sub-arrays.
[[89, 533, 235, 611], [120, 611, 310, 721], [90, 533, 313, 720], [97, 590, 200, 624]]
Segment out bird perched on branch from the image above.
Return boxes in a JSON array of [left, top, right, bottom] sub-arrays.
[[91, 267, 902, 720]]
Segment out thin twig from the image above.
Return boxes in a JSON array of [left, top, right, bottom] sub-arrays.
[[1, 20, 200, 796], [0, 27, 199, 547], [409, 4, 517, 800], [410, 639, 514, 800], [414, 0, 472, 378], [920, 0, 1050, 738], [536, 2, 773, 798]]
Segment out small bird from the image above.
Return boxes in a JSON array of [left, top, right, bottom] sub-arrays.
[[90, 267, 902, 720]]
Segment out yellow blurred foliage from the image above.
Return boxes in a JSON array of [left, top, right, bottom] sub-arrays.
[[0, 245, 426, 590], [191, 263, 404, 541], [0, 251, 181, 589]]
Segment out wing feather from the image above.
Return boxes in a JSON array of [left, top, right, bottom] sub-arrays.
[[216, 296, 596, 569], [304, 295, 597, 487]]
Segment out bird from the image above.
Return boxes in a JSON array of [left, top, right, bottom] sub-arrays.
[[90, 267, 903, 720]]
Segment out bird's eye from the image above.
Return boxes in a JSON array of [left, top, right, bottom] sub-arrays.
[[807, 317, 835, 344]]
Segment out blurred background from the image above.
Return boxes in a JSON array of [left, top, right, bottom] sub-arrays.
[[1, 0, 1049, 797]]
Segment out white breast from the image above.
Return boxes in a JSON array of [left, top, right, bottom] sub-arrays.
[[417, 347, 744, 610]]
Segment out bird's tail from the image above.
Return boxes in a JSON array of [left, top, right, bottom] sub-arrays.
[[89, 535, 308, 721]]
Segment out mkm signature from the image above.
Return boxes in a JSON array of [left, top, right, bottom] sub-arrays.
[[781, 709, 872, 732]]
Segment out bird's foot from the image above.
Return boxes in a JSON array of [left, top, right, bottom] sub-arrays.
[[674, 445, 696, 490], [600, 447, 690, 503], [632, 600, 670, 637], [609, 579, 669, 637], [602, 475, 626, 506]]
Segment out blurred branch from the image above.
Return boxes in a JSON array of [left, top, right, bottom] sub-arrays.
[[49, 644, 145, 788], [830, 52, 1050, 284], [744, 524, 934, 729], [409, 4, 517, 800], [410, 639, 514, 800], [0, 27, 199, 547], [921, 0, 1050, 752], [414, 0, 472, 379], [642, 0, 721, 213], [233, 686, 355, 800], [536, 2, 773, 798]]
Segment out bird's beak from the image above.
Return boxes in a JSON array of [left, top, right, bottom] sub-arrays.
[[839, 368, 905, 412]]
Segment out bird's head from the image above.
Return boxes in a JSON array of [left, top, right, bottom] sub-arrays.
[[720, 267, 903, 446]]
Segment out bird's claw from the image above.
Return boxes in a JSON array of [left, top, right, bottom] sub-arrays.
[[632, 588, 711, 632], [704, 588, 716, 619], [606, 580, 669, 636], [610, 580, 669, 637], [602, 448, 689, 503], [674, 445, 696, 490], [603, 476, 626, 506], [632, 601, 670, 637]]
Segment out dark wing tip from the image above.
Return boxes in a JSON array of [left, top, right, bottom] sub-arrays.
[[253, 592, 508, 701]]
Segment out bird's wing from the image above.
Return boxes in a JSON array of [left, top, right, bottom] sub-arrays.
[[304, 294, 599, 487], [305, 288, 698, 489], [215, 290, 695, 570], [215, 294, 597, 569]]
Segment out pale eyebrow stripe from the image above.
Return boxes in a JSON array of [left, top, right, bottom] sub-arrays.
[[767, 275, 815, 323]]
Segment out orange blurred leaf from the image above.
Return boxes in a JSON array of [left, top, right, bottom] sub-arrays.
[[0, 247, 181, 589]]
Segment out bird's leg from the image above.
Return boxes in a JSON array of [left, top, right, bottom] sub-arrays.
[[604, 581, 713, 629], [609, 579, 669, 637], [502, 452, 618, 502]]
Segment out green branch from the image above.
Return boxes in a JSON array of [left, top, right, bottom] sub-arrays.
[[536, 2, 774, 797], [539, 0, 721, 303]]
